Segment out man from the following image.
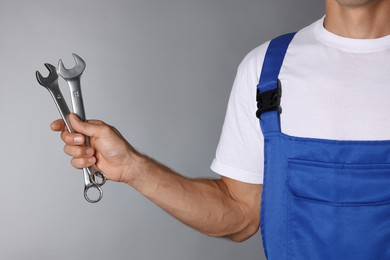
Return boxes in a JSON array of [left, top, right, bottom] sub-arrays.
[[51, 0, 390, 258]]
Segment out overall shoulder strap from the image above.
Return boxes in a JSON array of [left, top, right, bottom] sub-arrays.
[[256, 32, 296, 134]]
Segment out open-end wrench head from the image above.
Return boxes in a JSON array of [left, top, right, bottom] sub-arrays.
[[58, 53, 86, 79], [36, 63, 58, 87]]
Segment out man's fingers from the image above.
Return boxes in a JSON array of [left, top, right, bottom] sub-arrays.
[[61, 131, 85, 145], [50, 119, 66, 131], [85, 119, 106, 126], [51, 115, 108, 139], [69, 114, 106, 137], [71, 157, 96, 169], [64, 145, 95, 158]]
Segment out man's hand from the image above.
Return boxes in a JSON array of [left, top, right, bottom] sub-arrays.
[[50, 113, 136, 183], [51, 114, 262, 241]]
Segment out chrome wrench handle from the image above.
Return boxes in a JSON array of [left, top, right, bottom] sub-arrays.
[[83, 168, 103, 204], [36, 63, 103, 203], [43, 73, 73, 131], [64, 77, 106, 186], [58, 54, 107, 188]]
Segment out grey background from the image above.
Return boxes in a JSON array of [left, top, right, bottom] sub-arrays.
[[0, 0, 324, 259]]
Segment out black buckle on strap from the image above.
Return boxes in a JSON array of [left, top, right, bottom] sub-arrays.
[[256, 80, 282, 118]]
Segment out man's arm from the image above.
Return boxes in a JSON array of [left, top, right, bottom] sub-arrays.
[[52, 114, 262, 242]]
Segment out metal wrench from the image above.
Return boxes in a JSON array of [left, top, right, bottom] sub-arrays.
[[36, 61, 106, 203], [57, 54, 107, 188]]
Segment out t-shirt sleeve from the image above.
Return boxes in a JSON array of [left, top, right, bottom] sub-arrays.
[[211, 42, 269, 184]]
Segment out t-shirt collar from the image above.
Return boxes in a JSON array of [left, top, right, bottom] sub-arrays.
[[315, 16, 390, 53]]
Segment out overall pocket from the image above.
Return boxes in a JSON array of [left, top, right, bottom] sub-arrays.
[[287, 159, 390, 260]]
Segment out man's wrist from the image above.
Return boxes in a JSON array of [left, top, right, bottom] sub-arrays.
[[121, 148, 149, 186]]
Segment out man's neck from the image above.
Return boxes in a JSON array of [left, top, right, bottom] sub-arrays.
[[324, 0, 390, 39]]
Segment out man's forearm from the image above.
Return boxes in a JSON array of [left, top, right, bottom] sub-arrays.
[[51, 115, 261, 241], [125, 153, 261, 242]]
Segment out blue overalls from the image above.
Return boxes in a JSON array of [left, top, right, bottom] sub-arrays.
[[257, 33, 390, 260]]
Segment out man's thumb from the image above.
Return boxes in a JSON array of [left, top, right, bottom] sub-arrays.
[[69, 113, 98, 137]]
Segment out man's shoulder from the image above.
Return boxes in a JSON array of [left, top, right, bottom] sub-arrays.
[[237, 41, 270, 76], [238, 19, 320, 74]]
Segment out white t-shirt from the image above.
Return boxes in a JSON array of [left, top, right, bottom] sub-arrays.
[[211, 17, 390, 184]]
